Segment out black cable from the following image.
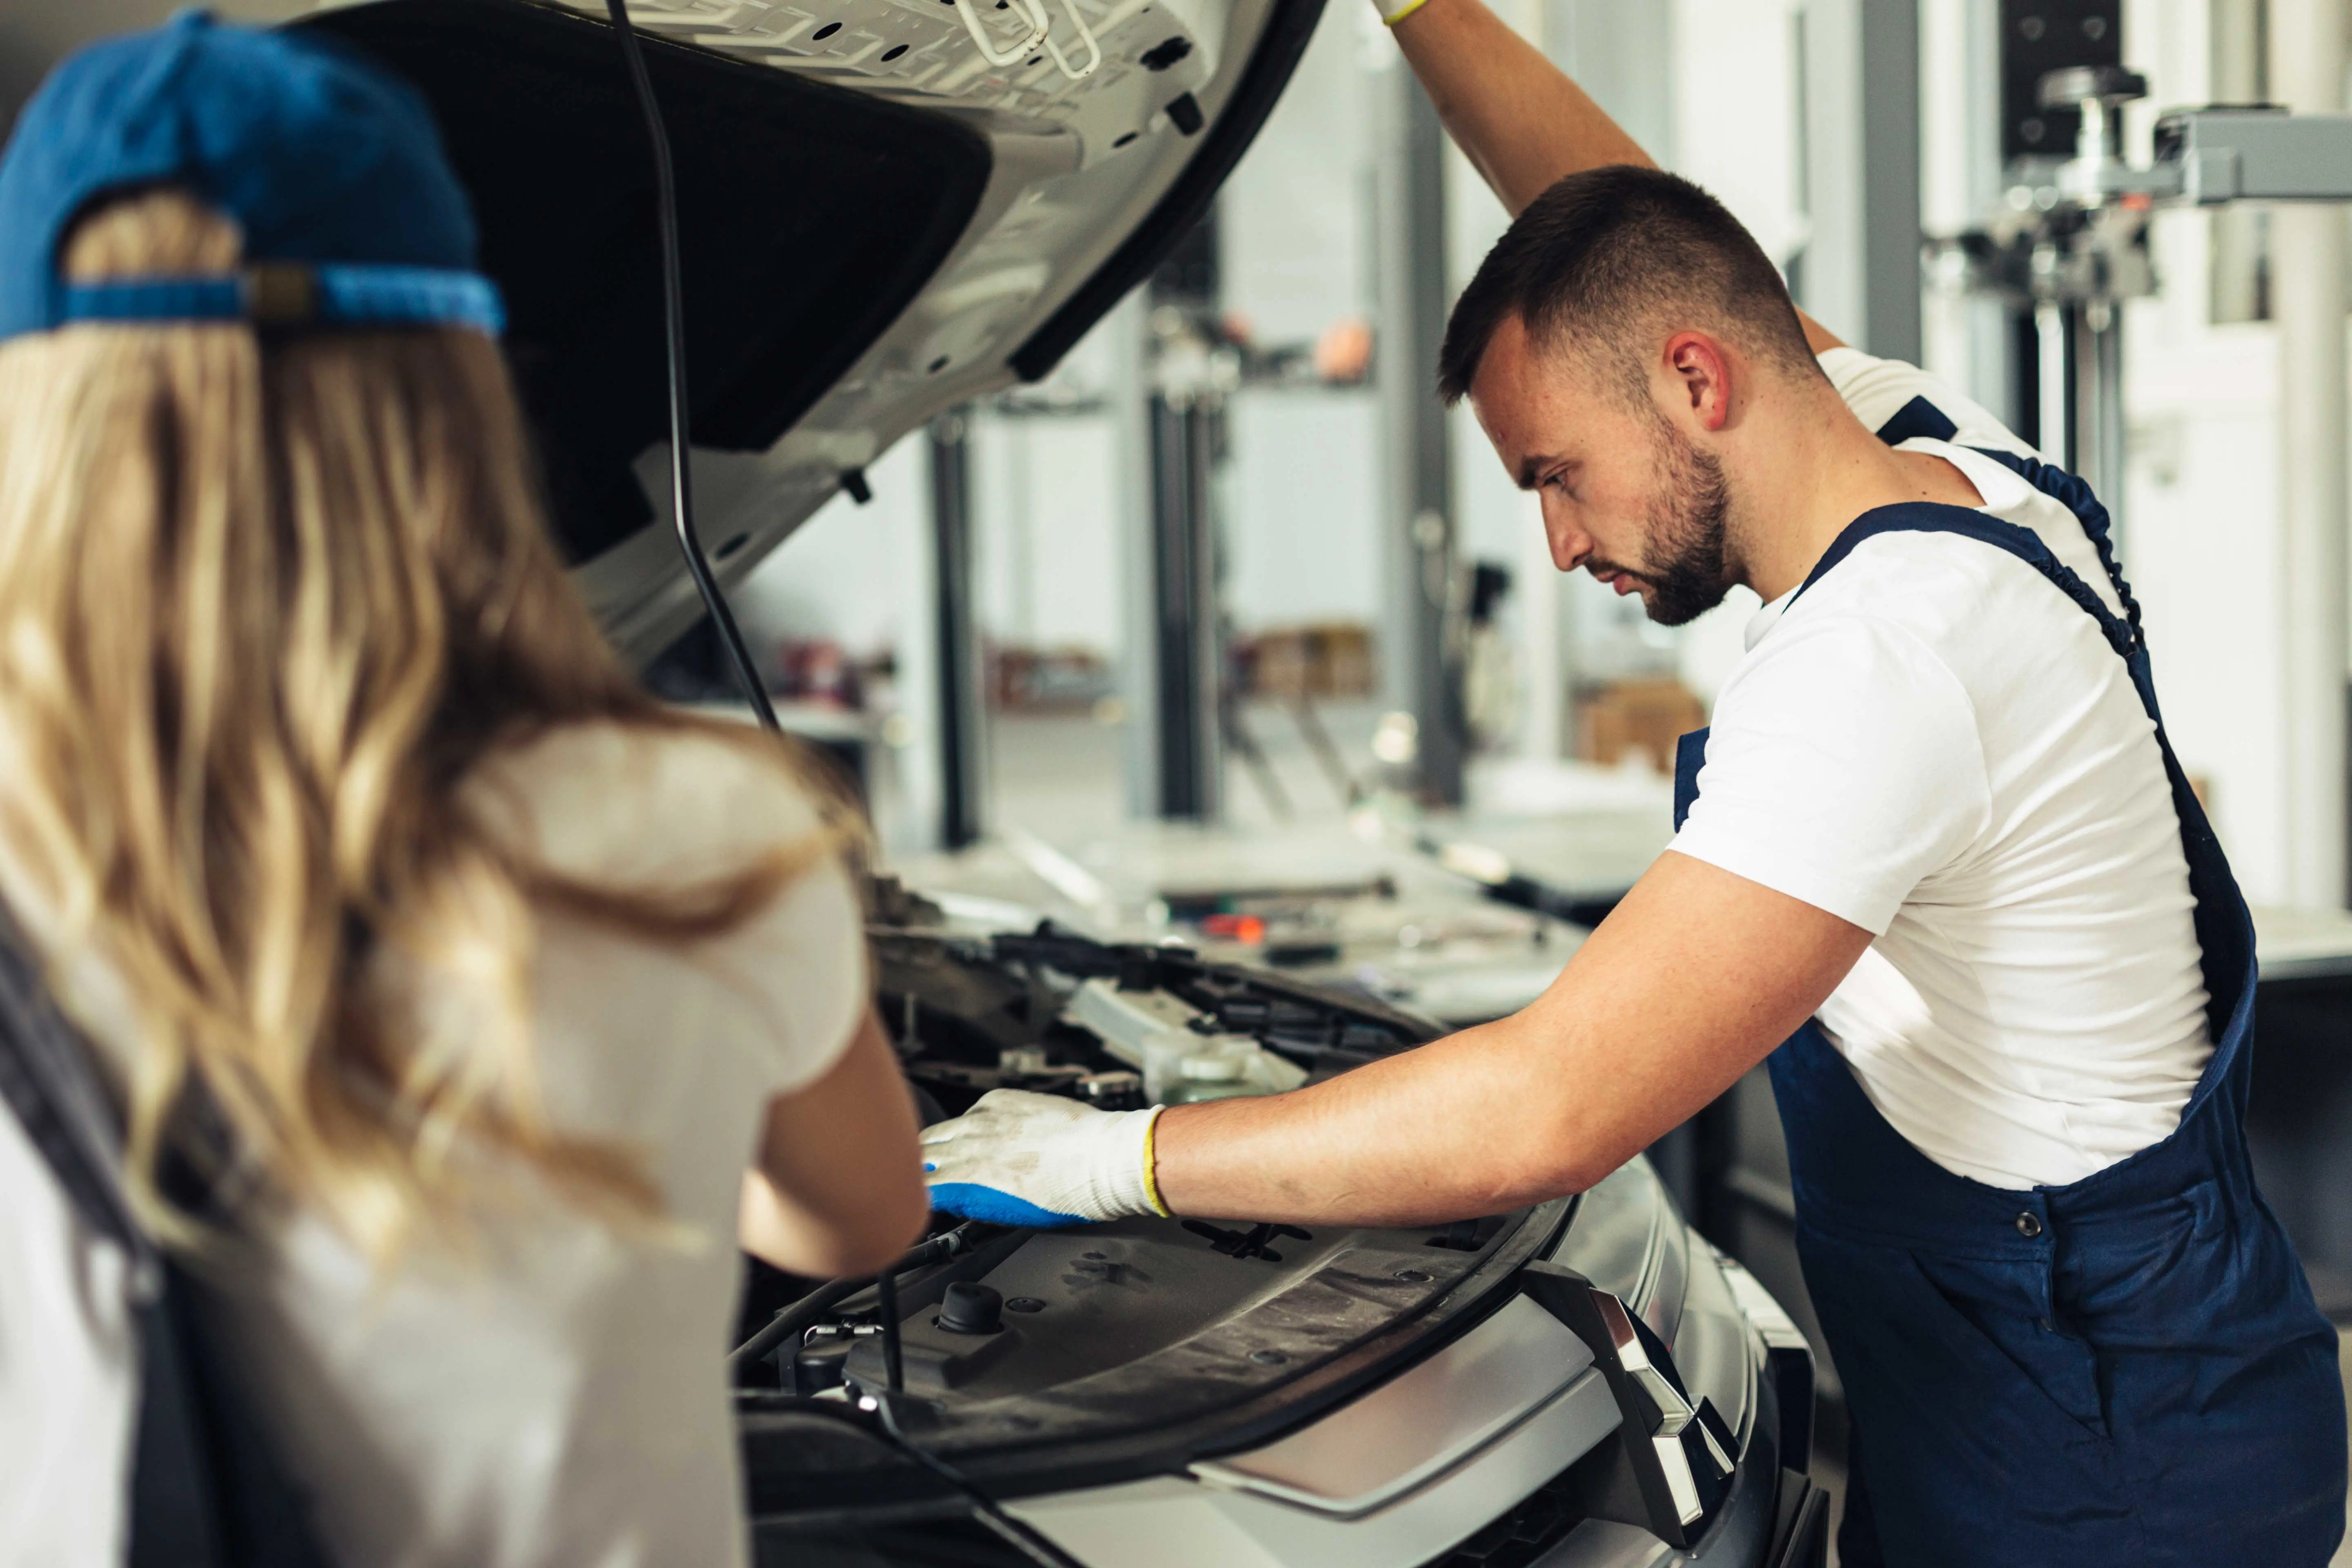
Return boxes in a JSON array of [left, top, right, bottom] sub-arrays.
[[604, 0, 782, 734], [737, 1237, 1080, 1568], [729, 1274, 867, 1373], [873, 1264, 906, 1396], [729, 1227, 969, 1372], [765, 1394, 1086, 1568], [756, 1396, 1083, 1568], [868, 1394, 1085, 1568]]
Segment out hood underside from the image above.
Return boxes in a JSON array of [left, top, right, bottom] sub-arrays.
[[298, 0, 1325, 661]]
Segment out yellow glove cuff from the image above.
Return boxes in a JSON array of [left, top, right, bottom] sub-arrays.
[[1381, 0, 1434, 25], [1140, 1104, 1170, 1217]]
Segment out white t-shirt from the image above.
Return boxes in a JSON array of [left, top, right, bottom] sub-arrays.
[[1669, 348, 2212, 1191], [0, 721, 866, 1568]]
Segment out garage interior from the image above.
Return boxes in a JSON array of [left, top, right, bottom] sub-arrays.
[[5, 0, 2352, 1564], [726, 4, 2352, 1552]]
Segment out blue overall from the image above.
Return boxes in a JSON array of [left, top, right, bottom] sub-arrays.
[[1671, 414, 2348, 1566]]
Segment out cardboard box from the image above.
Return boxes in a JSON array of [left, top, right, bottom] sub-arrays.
[[1576, 677, 1706, 775], [1242, 624, 1377, 700]]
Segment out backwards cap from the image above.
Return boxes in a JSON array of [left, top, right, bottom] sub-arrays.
[[0, 9, 501, 339]]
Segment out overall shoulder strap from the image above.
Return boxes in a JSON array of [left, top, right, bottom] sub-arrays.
[[0, 910, 159, 1290], [1789, 502, 2141, 667], [1963, 445, 2147, 653], [1868, 393, 2148, 653], [1814, 459, 2256, 1073]]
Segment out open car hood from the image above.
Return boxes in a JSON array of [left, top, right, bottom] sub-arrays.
[[298, 0, 1324, 661]]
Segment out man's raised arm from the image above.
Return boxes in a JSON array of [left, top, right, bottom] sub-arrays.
[[1385, 0, 1844, 353]]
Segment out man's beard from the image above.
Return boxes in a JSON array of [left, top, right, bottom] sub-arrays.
[[1630, 418, 1735, 627]]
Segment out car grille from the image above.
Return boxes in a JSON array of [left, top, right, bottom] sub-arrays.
[[755, 1514, 1034, 1568], [1419, 1465, 1586, 1568]]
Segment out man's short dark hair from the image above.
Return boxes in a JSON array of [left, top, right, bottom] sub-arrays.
[[1437, 165, 1819, 407]]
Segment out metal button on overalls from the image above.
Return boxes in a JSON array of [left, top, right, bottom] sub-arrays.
[[1671, 404, 2346, 1568]]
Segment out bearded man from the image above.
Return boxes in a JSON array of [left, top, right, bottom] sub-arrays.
[[919, 4, 2350, 1562]]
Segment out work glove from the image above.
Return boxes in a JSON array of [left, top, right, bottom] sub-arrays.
[[921, 1089, 1168, 1227]]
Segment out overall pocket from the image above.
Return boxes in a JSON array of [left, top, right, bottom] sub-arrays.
[[1906, 1246, 2109, 1441]]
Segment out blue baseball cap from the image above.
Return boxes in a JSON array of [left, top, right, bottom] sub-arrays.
[[0, 9, 502, 341]]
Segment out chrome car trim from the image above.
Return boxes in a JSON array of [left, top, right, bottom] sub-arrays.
[[1713, 1247, 1816, 1480], [1188, 1294, 1598, 1517], [1670, 1240, 1759, 1450], [1548, 1156, 1686, 1350], [1011, 1368, 1622, 1567]]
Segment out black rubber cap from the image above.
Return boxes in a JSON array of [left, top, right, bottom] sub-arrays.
[[938, 1281, 1004, 1335]]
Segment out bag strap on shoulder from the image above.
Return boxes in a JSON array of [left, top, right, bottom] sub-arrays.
[[0, 907, 335, 1568]]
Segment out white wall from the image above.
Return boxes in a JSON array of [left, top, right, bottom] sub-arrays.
[[762, 0, 1388, 662], [734, 437, 926, 659], [1218, 4, 1387, 638], [1439, 45, 1563, 753], [1223, 390, 1386, 630], [970, 409, 1123, 651], [731, 435, 942, 853], [1666, 0, 1805, 704], [1217, 2, 1378, 347], [2109, 0, 2298, 900], [1673, 0, 1807, 269], [1917, 0, 2012, 420]]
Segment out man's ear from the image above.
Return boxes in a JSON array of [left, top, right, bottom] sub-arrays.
[[1662, 332, 1734, 433]]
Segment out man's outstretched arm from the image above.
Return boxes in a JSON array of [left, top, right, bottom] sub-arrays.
[[923, 853, 1871, 1228], [1388, 0, 1845, 355], [1150, 852, 1870, 1224]]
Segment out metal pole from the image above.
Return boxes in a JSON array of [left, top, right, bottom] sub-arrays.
[[1111, 293, 1160, 823], [1376, 65, 1466, 806], [2034, 298, 2078, 470], [1146, 388, 1222, 820], [928, 409, 986, 850], [1858, 0, 1922, 363], [2271, 0, 2349, 908], [2086, 299, 2125, 545]]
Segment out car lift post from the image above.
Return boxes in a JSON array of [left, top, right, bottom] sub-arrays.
[[929, 406, 988, 850], [1375, 62, 1467, 807], [1114, 214, 1228, 824], [1146, 358, 1223, 822]]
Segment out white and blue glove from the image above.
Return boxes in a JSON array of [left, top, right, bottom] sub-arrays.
[[921, 1089, 1168, 1228]]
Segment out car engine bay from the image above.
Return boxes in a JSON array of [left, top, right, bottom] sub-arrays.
[[733, 887, 1561, 1470], [721, 891, 1816, 1567]]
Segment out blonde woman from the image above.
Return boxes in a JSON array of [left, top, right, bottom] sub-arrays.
[[0, 16, 927, 1568]]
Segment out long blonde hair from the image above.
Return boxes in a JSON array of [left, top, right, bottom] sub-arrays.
[[0, 189, 841, 1256]]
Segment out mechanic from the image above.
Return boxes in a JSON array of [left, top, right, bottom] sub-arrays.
[[920, 2, 2349, 1562], [0, 17, 925, 1568]]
